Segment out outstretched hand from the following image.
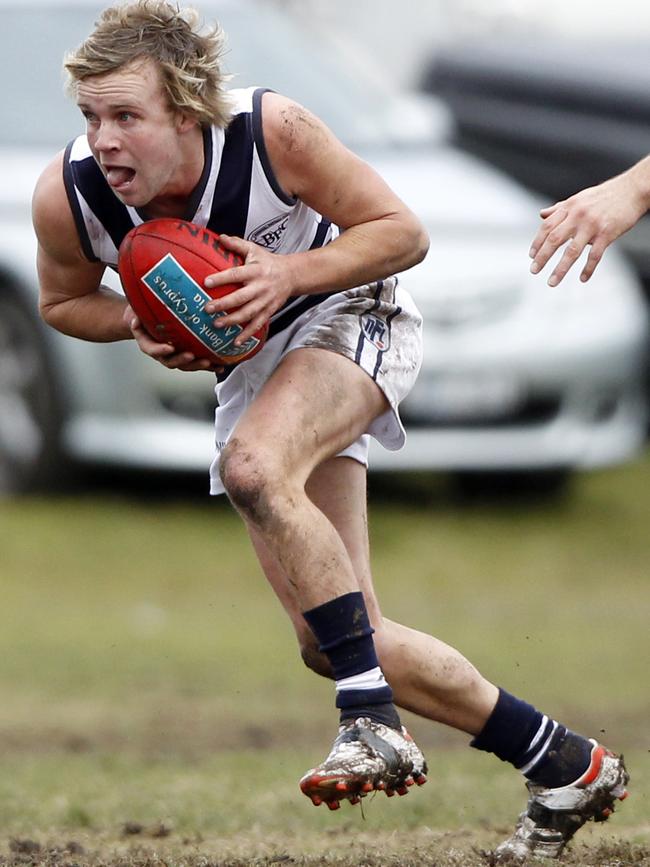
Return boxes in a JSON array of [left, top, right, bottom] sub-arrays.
[[528, 171, 650, 286]]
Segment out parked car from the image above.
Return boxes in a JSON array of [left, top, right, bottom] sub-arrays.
[[422, 38, 650, 284], [1, 0, 648, 495]]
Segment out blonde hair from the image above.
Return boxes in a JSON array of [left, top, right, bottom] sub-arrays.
[[64, 0, 232, 127]]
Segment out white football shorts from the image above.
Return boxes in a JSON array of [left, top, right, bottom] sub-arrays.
[[209, 276, 423, 494]]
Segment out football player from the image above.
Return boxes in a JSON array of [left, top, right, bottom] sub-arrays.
[[32, 2, 629, 858]]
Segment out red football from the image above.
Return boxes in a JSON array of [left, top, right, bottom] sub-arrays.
[[118, 218, 268, 365]]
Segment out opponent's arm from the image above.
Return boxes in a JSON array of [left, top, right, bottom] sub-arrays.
[[204, 92, 429, 342], [529, 156, 650, 286]]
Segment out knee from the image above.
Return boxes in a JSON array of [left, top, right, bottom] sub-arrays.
[[300, 636, 333, 680], [219, 437, 276, 525]]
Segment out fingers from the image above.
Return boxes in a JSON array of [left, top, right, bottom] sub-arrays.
[[150, 346, 223, 372], [204, 284, 252, 313], [539, 201, 562, 219], [128, 317, 222, 372], [233, 310, 269, 345], [529, 205, 602, 286], [129, 318, 174, 358], [529, 180, 632, 283], [204, 235, 285, 343], [217, 233, 251, 257], [204, 277, 275, 342], [204, 235, 256, 289], [211, 303, 269, 345], [545, 231, 592, 286], [204, 287, 258, 335], [162, 354, 218, 371], [529, 207, 568, 269], [205, 265, 247, 289], [580, 239, 608, 283], [143, 338, 222, 371]]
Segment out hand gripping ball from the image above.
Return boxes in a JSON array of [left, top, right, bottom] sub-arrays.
[[118, 219, 268, 365]]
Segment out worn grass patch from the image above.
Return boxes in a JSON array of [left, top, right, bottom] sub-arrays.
[[2, 832, 650, 866]]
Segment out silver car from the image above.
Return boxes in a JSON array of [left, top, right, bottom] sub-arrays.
[[1, 0, 647, 493]]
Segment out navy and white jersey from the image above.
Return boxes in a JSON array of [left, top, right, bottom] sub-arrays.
[[63, 86, 338, 337]]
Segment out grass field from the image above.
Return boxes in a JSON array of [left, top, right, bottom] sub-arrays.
[[1, 454, 649, 866]]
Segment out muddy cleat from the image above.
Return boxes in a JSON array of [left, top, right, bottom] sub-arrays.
[[495, 741, 629, 861], [299, 716, 427, 808]]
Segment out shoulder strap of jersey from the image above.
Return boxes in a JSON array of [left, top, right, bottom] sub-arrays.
[[62, 139, 100, 263], [250, 87, 296, 207]]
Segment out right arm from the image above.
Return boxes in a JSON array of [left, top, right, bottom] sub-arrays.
[[32, 153, 214, 370], [528, 155, 650, 286], [32, 151, 133, 342]]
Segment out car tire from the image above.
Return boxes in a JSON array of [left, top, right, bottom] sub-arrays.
[[0, 287, 70, 494]]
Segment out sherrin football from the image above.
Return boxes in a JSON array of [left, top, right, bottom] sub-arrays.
[[118, 218, 268, 365]]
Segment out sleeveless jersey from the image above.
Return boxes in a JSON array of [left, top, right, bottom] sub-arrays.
[[63, 86, 339, 339]]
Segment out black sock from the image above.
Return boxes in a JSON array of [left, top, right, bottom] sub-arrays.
[[303, 591, 400, 729], [340, 701, 401, 730], [471, 688, 592, 787], [525, 727, 595, 787]]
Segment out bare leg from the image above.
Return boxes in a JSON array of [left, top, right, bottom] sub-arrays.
[[226, 356, 630, 841], [219, 348, 386, 611], [246, 454, 498, 736]]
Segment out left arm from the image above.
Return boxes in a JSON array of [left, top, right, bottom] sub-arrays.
[[205, 92, 429, 342]]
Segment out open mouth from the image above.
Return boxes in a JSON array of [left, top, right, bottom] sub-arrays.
[[104, 165, 136, 190]]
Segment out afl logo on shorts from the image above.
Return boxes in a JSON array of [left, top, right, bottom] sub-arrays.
[[249, 215, 289, 251], [361, 313, 389, 351]]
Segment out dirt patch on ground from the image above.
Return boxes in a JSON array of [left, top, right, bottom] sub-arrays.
[[2, 830, 649, 867]]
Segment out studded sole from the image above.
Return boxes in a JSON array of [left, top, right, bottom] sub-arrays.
[[300, 771, 427, 808]]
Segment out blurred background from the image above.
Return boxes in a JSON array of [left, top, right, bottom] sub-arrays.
[[0, 1, 649, 859]]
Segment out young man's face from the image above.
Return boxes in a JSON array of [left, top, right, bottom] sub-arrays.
[[76, 57, 197, 208]]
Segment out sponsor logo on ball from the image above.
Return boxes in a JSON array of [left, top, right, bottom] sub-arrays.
[[141, 254, 259, 357]]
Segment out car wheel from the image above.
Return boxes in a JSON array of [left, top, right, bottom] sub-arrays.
[[0, 288, 69, 494]]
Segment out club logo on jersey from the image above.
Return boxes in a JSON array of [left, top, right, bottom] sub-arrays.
[[248, 214, 289, 251], [361, 313, 389, 351], [141, 254, 260, 357]]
